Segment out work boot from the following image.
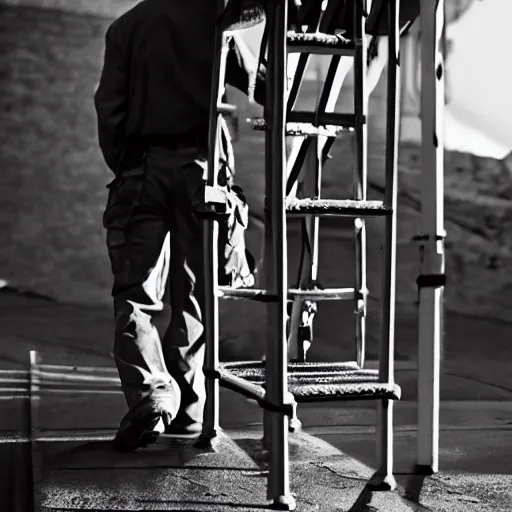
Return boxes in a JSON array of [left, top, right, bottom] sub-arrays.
[[113, 384, 181, 451]]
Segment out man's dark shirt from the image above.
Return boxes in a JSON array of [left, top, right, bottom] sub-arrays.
[[94, 0, 263, 173]]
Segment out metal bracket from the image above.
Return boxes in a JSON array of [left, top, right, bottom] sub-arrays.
[[205, 368, 296, 416], [413, 232, 447, 289], [195, 185, 229, 219], [355, 297, 366, 317], [259, 391, 297, 417]]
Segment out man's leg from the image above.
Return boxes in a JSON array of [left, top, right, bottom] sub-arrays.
[[104, 163, 181, 450], [162, 151, 209, 433]]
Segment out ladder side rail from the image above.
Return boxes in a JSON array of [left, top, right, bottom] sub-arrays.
[[201, 15, 230, 442], [353, 0, 370, 368], [417, 0, 444, 475], [264, 0, 295, 508], [372, 0, 400, 491]]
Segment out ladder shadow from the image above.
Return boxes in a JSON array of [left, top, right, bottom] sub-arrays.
[[35, 436, 273, 511], [345, 480, 428, 512], [346, 485, 375, 512], [399, 471, 428, 504], [4, 360, 441, 510], [232, 431, 425, 511]]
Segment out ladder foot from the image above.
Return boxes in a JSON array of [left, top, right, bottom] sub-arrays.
[[367, 470, 397, 491], [288, 416, 302, 433], [193, 428, 222, 449], [270, 494, 297, 511]]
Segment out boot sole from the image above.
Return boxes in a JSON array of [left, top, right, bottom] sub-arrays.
[[113, 413, 165, 452]]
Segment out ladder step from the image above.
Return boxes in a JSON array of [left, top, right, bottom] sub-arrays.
[[249, 118, 352, 137], [216, 287, 355, 301], [291, 382, 400, 401], [218, 362, 401, 402], [286, 199, 391, 217], [287, 31, 357, 55], [287, 111, 360, 127], [218, 102, 237, 115]]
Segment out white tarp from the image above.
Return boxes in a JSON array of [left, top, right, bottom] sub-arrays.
[[397, 0, 512, 159], [239, 0, 512, 159], [444, 0, 512, 158]]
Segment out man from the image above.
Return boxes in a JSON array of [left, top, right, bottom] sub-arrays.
[[94, 0, 262, 451]]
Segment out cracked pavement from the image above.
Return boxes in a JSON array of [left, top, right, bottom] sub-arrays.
[[1, 287, 512, 511]]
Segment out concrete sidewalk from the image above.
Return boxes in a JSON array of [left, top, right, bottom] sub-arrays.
[[35, 426, 512, 512], [31, 388, 512, 512], [2, 388, 509, 512], [1, 289, 512, 511]]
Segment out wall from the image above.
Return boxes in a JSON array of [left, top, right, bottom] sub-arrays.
[[1, 0, 512, 334], [1, 0, 136, 17], [0, 5, 113, 305]]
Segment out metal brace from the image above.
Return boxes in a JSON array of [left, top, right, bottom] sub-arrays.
[[413, 231, 447, 289]]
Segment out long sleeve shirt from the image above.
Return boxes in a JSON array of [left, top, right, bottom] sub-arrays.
[[94, 0, 265, 173]]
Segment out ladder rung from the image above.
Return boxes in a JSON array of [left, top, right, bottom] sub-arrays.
[[216, 288, 269, 301], [292, 382, 401, 402], [249, 118, 352, 137], [216, 287, 356, 301], [287, 31, 357, 55], [286, 199, 391, 217], [287, 111, 361, 128], [219, 362, 401, 402], [218, 102, 237, 114], [289, 288, 355, 300]]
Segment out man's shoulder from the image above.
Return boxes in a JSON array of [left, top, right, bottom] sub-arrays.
[[107, 0, 153, 38]]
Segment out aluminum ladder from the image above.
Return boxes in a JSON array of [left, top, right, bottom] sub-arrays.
[[201, 0, 402, 509]]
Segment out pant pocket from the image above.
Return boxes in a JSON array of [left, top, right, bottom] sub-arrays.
[[103, 166, 146, 231], [103, 166, 147, 277]]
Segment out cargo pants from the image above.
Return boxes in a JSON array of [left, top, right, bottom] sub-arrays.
[[103, 143, 211, 427]]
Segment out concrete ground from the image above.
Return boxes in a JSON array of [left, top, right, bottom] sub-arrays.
[[1, 288, 512, 511]]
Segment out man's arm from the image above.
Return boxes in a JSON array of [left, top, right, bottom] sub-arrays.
[[94, 26, 128, 174]]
